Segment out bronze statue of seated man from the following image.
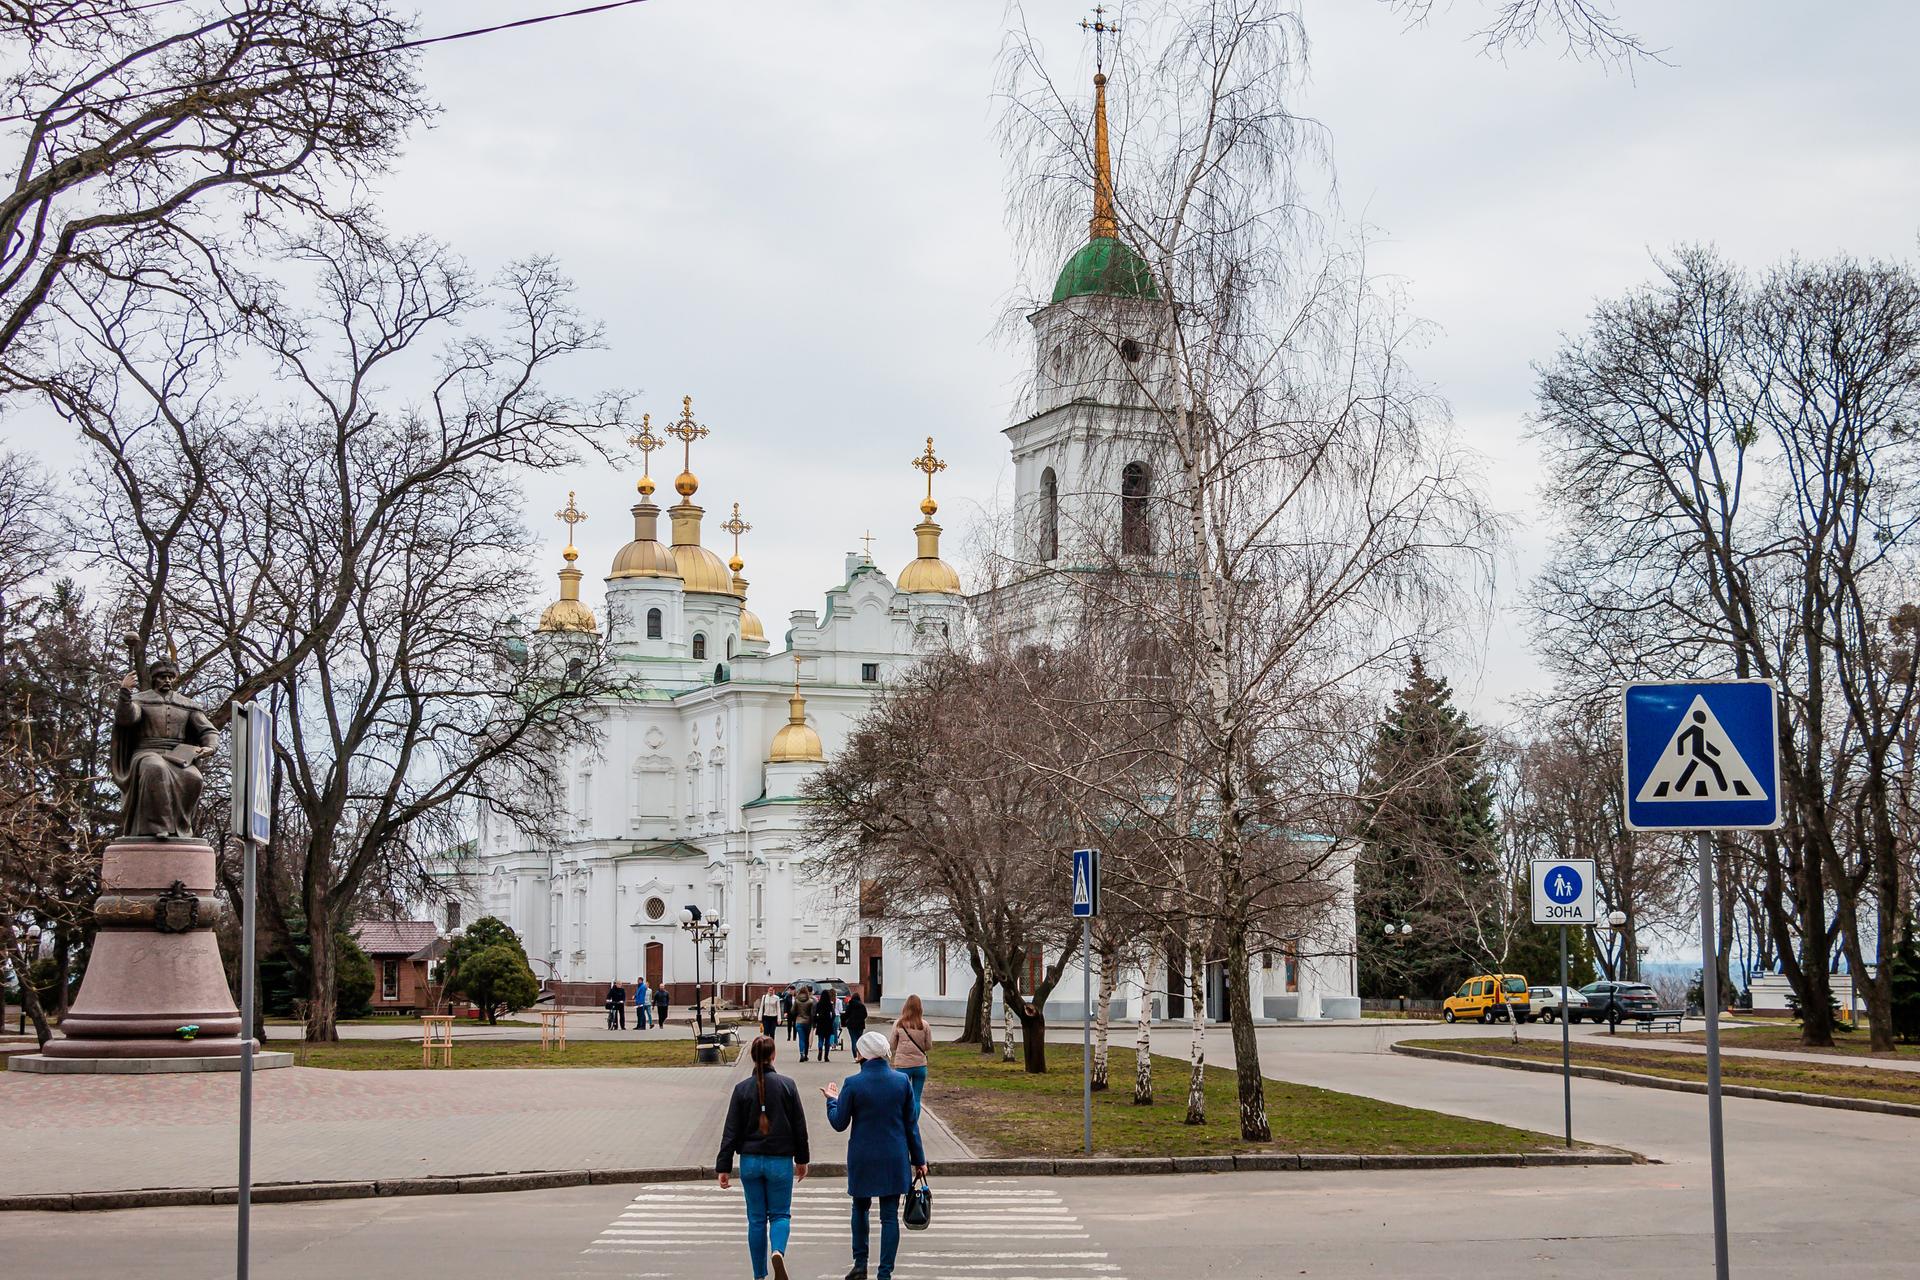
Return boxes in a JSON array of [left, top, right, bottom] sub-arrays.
[[112, 659, 218, 840]]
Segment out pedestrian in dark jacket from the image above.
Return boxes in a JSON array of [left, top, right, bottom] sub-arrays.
[[793, 987, 816, 1060], [843, 992, 868, 1042], [606, 981, 626, 1030], [654, 985, 670, 1027], [719, 1036, 810, 1280], [780, 987, 796, 1041], [811, 987, 838, 1062], [824, 1031, 927, 1280]]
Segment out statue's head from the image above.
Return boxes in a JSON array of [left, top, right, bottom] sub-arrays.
[[149, 659, 179, 693]]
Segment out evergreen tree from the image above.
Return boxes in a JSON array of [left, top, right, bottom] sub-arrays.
[[1355, 657, 1501, 999], [1889, 915, 1920, 1045]]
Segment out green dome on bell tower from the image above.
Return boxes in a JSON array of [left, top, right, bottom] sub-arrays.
[[1049, 70, 1157, 305]]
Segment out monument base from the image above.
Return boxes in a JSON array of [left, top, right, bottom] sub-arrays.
[[41, 837, 246, 1061], [8, 1050, 294, 1075]]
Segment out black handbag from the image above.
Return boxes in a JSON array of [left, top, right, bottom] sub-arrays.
[[903, 1174, 932, 1231]]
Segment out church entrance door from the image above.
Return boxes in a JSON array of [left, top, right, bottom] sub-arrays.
[[860, 935, 883, 1002], [644, 940, 663, 989]]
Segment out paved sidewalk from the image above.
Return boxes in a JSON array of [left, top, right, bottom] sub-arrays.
[[3, 1022, 967, 1198]]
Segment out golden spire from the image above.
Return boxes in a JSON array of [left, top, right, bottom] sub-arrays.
[[666, 395, 709, 500], [721, 502, 752, 574], [539, 491, 598, 633], [769, 653, 824, 763], [911, 436, 947, 518], [627, 413, 663, 498], [555, 490, 587, 564], [1082, 6, 1120, 240]]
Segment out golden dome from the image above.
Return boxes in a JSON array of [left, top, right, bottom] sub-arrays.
[[539, 494, 599, 633], [537, 594, 598, 634], [897, 517, 962, 595], [675, 470, 698, 497], [668, 500, 740, 596], [768, 657, 823, 763], [610, 501, 682, 581], [740, 608, 765, 642]]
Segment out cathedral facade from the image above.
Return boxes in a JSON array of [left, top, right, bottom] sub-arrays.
[[442, 73, 1357, 1022]]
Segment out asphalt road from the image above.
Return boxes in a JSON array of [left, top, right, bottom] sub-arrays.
[[8, 1019, 1916, 1278]]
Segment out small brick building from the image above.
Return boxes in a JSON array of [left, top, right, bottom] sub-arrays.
[[351, 921, 442, 1015]]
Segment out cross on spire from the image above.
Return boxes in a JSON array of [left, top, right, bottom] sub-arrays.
[[911, 436, 947, 517], [860, 530, 876, 561], [555, 491, 588, 563], [627, 412, 663, 497], [666, 395, 709, 499], [721, 501, 752, 570], [1080, 4, 1119, 71]]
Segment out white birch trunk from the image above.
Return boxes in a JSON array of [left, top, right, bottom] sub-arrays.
[[1184, 946, 1208, 1125], [1002, 987, 1017, 1062], [1091, 945, 1118, 1091], [1133, 975, 1154, 1105]]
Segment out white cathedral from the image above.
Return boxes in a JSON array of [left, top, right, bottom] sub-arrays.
[[441, 73, 1358, 1024]]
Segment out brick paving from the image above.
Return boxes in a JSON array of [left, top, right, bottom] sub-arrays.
[[2, 1023, 970, 1198]]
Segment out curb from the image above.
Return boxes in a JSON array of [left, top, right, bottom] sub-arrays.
[[0, 1149, 1639, 1214], [1391, 1042, 1920, 1119]]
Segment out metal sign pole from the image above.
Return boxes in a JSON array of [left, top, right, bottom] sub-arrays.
[[1082, 916, 1093, 1156], [1696, 830, 1730, 1280], [237, 828, 256, 1280], [1559, 923, 1572, 1148]]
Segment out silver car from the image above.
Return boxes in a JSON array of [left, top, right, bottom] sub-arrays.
[[1527, 985, 1590, 1023]]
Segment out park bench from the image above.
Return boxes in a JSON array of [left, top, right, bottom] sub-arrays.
[[1631, 1009, 1686, 1033]]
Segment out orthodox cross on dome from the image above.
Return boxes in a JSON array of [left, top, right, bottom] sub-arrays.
[[792, 652, 804, 694], [666, 395, 710, 499], [627, 412, 663, 498], [555, 490, 587, 563], [911, 436, 947, 518], [1080, 5, 1119, 71], [721, 501, 752, 571], [860, 530, 876, 562]]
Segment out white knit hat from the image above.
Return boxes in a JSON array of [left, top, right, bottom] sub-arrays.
[[856, 1031, 891, 1061]]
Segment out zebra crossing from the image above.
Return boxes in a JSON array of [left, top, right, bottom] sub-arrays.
[[581, 1179, 1124, 1279]]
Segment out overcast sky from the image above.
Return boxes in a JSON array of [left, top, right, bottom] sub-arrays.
[[30, 2, 1920, 725]]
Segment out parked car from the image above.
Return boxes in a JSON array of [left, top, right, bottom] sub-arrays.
[[1577, 980, 1661, 1024], [1442, 974, 1531, 1023], [1527, 985, 1590, 1023], [790, 977, 851, 1003]]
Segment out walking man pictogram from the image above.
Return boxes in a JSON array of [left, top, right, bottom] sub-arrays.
[[1658, 709, 1751, 799]]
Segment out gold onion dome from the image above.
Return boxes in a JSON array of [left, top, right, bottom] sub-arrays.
[[657, 394, 738, 596], [721, 502, 765, 641], [613, 413, 683, 581], [769, 656, 824, 763], [538, 493, 599, 633], [897, 437, 962, 595]]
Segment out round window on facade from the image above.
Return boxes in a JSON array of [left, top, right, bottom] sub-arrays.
[[644, 896, 666, 921]]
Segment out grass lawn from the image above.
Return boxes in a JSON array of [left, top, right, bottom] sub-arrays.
[[1405, 1037, 1920, 1107], [1663, 1024, 1920, 1060], [289, 1037, 740, 1070], [922, 1044, 1572, 1158]]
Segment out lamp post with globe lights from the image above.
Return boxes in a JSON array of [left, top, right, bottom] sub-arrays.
[[1382, 922, 1413, 1014], [678, 905, 728, 1050]]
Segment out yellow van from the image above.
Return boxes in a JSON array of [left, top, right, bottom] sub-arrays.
[[1443, 974, 1530, 1024]]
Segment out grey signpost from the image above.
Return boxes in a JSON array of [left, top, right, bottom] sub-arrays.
[[228, 700, 274, 1280], [1530, 857, 1595, 1149], [1072, 848, 1100, 1156], [1623, 679, 1782, 1280]]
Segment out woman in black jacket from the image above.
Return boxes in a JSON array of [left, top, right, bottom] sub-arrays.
[[718, 1036, 810, 1280], [811, 986, 839, 1062]]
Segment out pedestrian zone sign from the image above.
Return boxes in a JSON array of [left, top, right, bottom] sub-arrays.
[[1071, 848, 1100, 919], [1531, 858, 1596, 925], [1622, 680, 1781, 832]]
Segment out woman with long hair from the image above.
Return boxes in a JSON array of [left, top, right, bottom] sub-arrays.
[[718, 1035, 810, 1280], [888, 994, 934, 1120]]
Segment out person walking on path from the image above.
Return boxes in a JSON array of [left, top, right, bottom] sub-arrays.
[[824, 1031, 927, 1280], [718, 1035, 811, 1280], [606, 981, 627, 1030], [888, 995, 933, 1121], [843, 990, 868, 1043], [654, 984, 671, 1028], [781, 986, 796, 1041], [811, 986, 838, 1063], [757, 987, 783, 1039], [633, 978, 652, 1030], [792, 986, 815, 1060]]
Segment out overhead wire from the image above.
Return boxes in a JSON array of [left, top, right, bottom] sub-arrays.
[[0, 0, 655, 126]]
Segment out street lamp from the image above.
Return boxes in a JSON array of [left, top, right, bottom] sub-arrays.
[[1601, 910, 1630, 1036], [678, 905, 727, 1045], [1383, 922, 1413, 1013]]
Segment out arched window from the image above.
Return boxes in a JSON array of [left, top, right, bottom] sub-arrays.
[[646, 608, 662, 639], [1039, 466, 1058, 561], [692, 632, 707, 660], [725, 634, 735, 659], [1120, 461, 1153, 555]]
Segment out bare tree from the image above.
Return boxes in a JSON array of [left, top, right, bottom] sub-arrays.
[[996, 1, 1497, 1139], [1387, 0, 1658, 67]]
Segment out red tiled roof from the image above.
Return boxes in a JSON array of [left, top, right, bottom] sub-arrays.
[[351, 920, 440, 956]]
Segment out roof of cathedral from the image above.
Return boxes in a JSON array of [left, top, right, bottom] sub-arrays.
[[897, 436, 962, 595], [768, 656, 824, 763], [538, 493, 600, 633]]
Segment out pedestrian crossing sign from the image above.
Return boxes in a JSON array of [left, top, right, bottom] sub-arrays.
[[1071, 848, 1100, 918], [1622, 680, 1781, 832]]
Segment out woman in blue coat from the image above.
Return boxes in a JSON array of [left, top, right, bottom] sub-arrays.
[[823, 1031, 927, 1280]]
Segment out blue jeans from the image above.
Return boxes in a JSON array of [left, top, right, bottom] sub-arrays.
[[852, 1193, 901, 1279], [900, 1065, 927, 1120], [798, 1022, 812, 1057], [739, 1153, 794, 1279]]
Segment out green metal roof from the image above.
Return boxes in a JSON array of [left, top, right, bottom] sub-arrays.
[[1051, 237, 1157, 304]]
